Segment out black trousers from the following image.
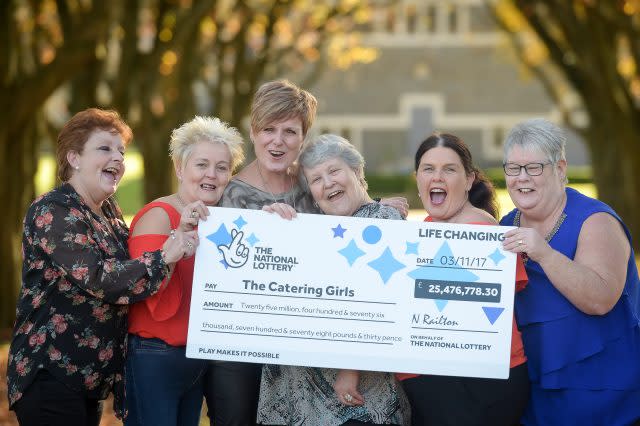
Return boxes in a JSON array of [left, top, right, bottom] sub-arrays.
[[203, 360, 262, 426], [401, 362, 530, 426], [13, 369, 102, 426]]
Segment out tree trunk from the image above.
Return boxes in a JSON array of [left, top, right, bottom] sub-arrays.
[[137, 119, 176, 202], [0, 117, 38, 330], [487, 0, 640, 252], [584, 119, 640, 254]]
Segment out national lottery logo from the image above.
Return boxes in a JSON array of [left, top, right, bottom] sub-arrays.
[[204, 214, 298, 271], [205, 215, 256, 270], [217, 229, 249, 268]]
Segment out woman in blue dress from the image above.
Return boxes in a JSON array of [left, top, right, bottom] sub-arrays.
[[500, 118, 640, 426]]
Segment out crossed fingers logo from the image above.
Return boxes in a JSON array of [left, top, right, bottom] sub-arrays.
[[218, 228, 249, 268]]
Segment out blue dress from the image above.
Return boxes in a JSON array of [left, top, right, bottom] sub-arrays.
[[501, 188, 640, 426]]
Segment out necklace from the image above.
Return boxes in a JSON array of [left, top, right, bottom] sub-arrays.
[[514, 210, 566, 263], [256, 161, 296, 209], [175, 192, 188, 211]]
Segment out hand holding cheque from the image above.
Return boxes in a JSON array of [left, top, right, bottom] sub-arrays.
[[186, 207, 517, 379]]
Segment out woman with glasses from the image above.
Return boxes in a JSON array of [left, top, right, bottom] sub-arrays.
[[500, 118, 640, 426]]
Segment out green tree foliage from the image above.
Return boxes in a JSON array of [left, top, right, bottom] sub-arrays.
[[488, 0, 640, 250], [0, 0, 385, 329]]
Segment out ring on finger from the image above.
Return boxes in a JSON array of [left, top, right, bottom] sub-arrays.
[[344, 393, 353, 403], [190, 210, 198, 218], [170, 229, 176, 240], [518, 239, 524, 245], [186, 241, 193, 249]]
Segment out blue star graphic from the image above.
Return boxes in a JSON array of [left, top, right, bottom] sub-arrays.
[[332, 224, 347, 238], [338, 239, 365, 266], [246, 233, 260, 247], [488, 248, 506, 265], [207, 224, 232, 246], [219, 258, 229, 269], [405, 241, 419, 255], [367, 247, 406, 284], [407, 241, 479, 313], [233, 216, 248, 229]]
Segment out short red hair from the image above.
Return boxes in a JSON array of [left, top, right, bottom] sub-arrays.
[[56, 108, 133, 181]]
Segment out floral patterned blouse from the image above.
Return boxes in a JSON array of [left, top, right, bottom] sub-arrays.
[[6, 183, 169, 417]]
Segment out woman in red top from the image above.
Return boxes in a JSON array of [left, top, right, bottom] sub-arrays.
[[125, 116, 245, 426], [399, 133, 529, 426]]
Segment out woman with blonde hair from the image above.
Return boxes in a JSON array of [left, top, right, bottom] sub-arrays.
[[211, 79, 407, 425], [125, 116, 245, 426]]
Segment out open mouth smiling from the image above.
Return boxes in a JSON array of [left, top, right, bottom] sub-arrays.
[[430, 188, 447, 205], [327, 190, 343, 200], [102, 167, 120, 182], [201, 183, 218, 191]]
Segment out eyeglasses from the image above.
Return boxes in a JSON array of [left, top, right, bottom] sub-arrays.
[[503, 162, 552, 176]]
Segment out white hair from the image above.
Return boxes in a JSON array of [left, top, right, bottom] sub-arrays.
[[169, 116, 245, 171], [503, 118, 566, 163], [298, 133, 367, 191]]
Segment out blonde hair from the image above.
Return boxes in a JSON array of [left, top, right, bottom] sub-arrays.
[[169, 116, 244, 171], [250, 79, 317, 136]]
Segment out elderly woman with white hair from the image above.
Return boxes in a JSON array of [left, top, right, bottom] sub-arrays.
[[124, 116, 245, 426], [258, 134, 410, 426], [500, 118, 640, 426]]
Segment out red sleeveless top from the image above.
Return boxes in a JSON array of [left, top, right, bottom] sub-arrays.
[[127, 201, 194, 346]]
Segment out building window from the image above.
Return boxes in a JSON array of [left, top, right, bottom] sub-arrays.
[[448, 4, 458, 33], [406, 3, 417, 34]]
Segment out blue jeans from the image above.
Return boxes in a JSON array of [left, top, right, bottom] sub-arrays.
[[125, 334, 207, 426]]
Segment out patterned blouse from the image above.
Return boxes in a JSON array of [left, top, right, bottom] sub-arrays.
[[7, 183, 169, 417]]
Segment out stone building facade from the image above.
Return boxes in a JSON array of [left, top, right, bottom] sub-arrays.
[[306, 0, 588, 174]]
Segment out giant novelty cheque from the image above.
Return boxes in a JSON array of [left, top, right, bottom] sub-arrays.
[[186, 207, 517, 379]]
